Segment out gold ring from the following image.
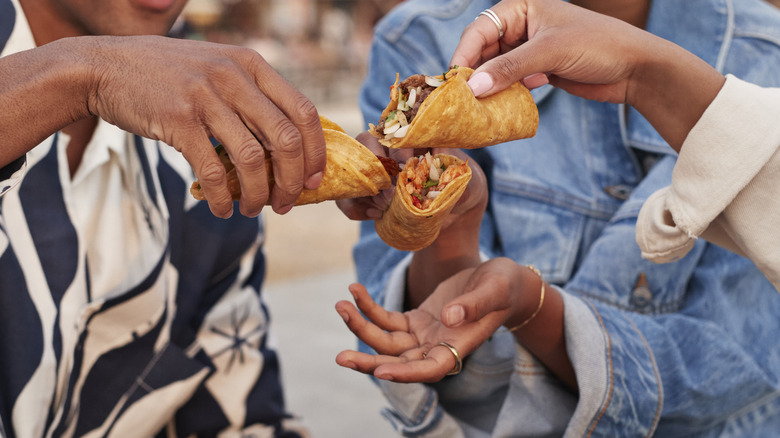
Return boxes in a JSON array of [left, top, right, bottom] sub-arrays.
[[478, 9, 504, 39], [439, 342, 463, 376]]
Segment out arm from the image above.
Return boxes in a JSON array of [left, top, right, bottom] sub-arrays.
[[337, 216, 780, 435], [449, 0, 725, 152], [0, 35, 326, 218]]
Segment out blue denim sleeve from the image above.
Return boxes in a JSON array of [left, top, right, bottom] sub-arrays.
[[561, 156, 780, 436]]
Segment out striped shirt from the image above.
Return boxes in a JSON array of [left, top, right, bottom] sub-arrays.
[[0, 1, 298, 436]]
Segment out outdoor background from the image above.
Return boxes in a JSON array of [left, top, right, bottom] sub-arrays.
[[180, 1, 403, 436]]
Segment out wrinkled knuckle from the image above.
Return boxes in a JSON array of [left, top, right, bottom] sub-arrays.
[[294, 97, 319, 123], [235, 141, 266, 167], [199, 160, 227, 186], [492, 59, 517, 81], [279, 179, 305, 199], [272, 121, 304, 153]]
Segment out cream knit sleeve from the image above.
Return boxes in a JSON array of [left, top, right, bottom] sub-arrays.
[[637, 75, 780, 290]]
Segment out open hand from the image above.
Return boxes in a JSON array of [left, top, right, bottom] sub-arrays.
[[334, 258, 529, 383]]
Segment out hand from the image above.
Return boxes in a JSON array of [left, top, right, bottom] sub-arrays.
[[334, 258, 530, 383], [335, 131, 406, 221], [449, 0, 724, 151], [84, 36, 327, 218], [451, 0, 652, 101], [336, 132, 488, 228]]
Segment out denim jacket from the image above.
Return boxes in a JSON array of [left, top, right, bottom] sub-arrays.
[[354, 0, 780, 436]]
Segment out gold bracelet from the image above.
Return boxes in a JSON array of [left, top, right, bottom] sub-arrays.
[[504, 265, 545, 333]]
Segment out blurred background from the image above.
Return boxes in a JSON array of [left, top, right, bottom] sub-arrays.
[[178, 1, 403, 436]]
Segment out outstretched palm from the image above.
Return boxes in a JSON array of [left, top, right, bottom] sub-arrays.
[[335, 264, 517, 383]]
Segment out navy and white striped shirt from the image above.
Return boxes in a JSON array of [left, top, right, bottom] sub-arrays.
[[0, 1, 299, 435]]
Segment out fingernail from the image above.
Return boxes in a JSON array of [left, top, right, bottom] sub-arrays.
[[444, 305, 465, 327], [365, 208, 383, 219], [467, 72, 494, 97], [337, 309, 350, 323], [376, 373, 394, 382], [306, 172, 324, 190], [523, 73, 549, 89]]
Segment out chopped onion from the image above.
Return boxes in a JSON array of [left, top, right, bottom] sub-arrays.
[[394, 124, 411, 138], [425, 76, 445, 87], [396, 111, 409, 126], [429, 161, 441, 181], [397, 94, 409, 111], [408, 88, 418, 108], [427, 190, 441, 199], [383, 123, 401, 135]]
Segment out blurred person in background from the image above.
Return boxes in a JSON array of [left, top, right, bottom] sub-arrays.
[[335, 0, 780, 436], [0, 0, 328, 435]]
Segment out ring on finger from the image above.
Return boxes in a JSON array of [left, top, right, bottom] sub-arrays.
[[439, 342, 463, 376], [477, 9, 504, 39]]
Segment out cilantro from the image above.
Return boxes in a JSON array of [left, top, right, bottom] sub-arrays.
[[387, 110, 397, 121]]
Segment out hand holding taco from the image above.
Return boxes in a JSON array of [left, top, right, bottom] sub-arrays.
[[370, 66, 538, 149], [375, 152, 472, 251], [191, 117, 400, 206]]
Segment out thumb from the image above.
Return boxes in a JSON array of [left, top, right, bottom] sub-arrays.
[[466, 39, 553, 97], [440, 276, 513, 328]]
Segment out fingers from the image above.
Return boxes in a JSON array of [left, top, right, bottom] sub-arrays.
[[205, 108, 269, 217], [449, 9, 510, 69], [467, 39, 552, 97], [335, 284, 417, 356], [180, 135, 236, 218], [232, 48, 327, 214], [441, 258, 521, 327], [336, 343, 461, 383], [348, 283, 409, 333], [336, 188, 393, 221]]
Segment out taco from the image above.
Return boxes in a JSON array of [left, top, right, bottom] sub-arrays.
[[375, 152, 471, 251], [190, 116, 400, 205], [370, 66, 538, 149]]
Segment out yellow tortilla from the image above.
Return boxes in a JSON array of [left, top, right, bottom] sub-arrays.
[[375, 153, 472, 251], [190, 116, 392, 205], [371, 66, 538, 149]]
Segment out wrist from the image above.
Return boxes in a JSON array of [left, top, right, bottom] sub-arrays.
[[46, 37, 99, 120], [503, 265, 545, 331], [626, 36, 725, 152]]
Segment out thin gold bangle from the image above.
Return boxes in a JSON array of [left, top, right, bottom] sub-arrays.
[[504, 265, 545, 333]]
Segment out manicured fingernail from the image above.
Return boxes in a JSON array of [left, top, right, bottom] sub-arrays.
[[306, 171, 324, 189], [444, 305, 465, 327], [467, 72, 494, 96], [523, 73, 549, 89], [365, 208, 383, 219]]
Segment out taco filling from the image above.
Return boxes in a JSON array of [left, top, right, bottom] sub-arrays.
[[401, 152, 469, 210], [373, 69, 458, 140]]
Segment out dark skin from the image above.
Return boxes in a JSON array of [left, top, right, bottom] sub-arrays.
[[336, 0, 728, 390], [4, 0, 328, 217]]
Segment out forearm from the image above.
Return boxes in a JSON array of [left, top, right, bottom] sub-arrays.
[[406, 200, 484, 310], [0, 38, 94, 167], [627, 36, 725, 153], [508, 275, 576, 391]]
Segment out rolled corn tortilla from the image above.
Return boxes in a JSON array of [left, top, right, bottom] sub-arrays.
[[190, 116, 399, 205], [375, 152, 472, 251], [370, 66, 538, 149]]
